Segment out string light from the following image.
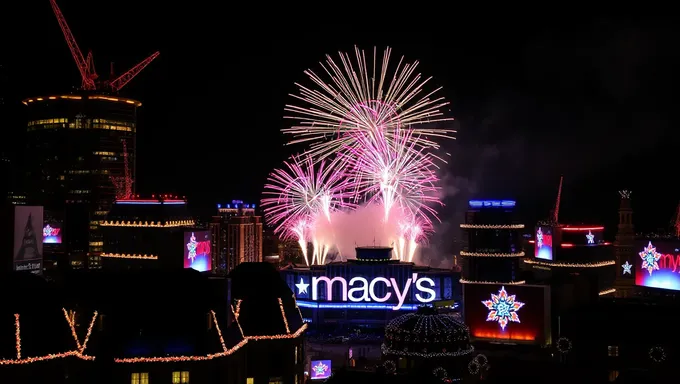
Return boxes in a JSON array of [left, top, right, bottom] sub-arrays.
[[278, 298, 291, 334], [432, 367, 447, 378], [649, 346, 666, 363], [460, 278, 526, 285], [468, 359, 480, 375], [460, 224, 525, 229], [245, 324, 308, 341], [523, 259, 615, 268], [383, 360, 396, 374], [598, 288, 616, 296], [230, 304, 245, 337], [473, 354, 488, 366], [100, 253, 158, 260], [210, 310, 228, 352], [100, 220, 195, 228], [0, 310, 83, 365], [556, 337, 572, 354], [460, 251, 525, 258]]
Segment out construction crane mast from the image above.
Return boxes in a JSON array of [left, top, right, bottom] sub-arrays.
[[550, 176, 564, 225], [672, 201, 680, 238], [110, 140, 133, 200], [49, 0, 159, 92]]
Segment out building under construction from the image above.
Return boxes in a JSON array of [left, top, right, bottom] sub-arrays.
[[23, 0, 159, 269]]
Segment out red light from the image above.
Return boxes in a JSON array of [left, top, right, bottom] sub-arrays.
[[528, 240, 535, 244], [561, 243, 574, 247], [472, 330, 535, 341], [562, 226, 604, 231]]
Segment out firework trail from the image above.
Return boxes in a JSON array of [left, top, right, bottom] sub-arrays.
[[283, 46, 455, 160], [262, 155, 353, 266]]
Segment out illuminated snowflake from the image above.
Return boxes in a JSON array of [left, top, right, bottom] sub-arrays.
[[536, 228, 543, 248], [482, 286, 525, 330], [312, 361, 329, 377], [639, 241, 661, 276], [186, 232, 197, 263]]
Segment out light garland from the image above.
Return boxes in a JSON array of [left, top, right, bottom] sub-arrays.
[[460, 251, 525, 258], [0, 310, 83, 365], [230, 303, 245, 337], [473, 354, 488, 366], [468, 359, 480, 375], [598, 288, 616, 296], [460, 278, 526, 285], [523, 259, 615, 268], [555, 337, 572, 354], [278, 298, 291, 334], [100, 253, 158, 260], [381, 343, 474, 359], [432, 366, 447, 378], [459, 224, 525, 229], [649, 346, 666, 363], [100, 220, 195, 228], [292, 294, 304, 321], [383, 360, 396, 374], [383, 312, 474, 358], [230, 297, 309, 341]]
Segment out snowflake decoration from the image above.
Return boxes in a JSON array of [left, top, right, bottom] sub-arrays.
[[639, 241, 661, 276], [482, 286, 525, 330], [186, 232, 198, 263], [586, 230, 594, 244], [312, 361, 329, 377], [536, 228, 543, 248], [621, 261, 632, 275]]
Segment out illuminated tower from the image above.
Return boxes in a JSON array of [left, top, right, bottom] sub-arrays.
[[614, 190, 635, 298], [460, 199, 525, 284]]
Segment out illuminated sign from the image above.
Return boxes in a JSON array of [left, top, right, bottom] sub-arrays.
[[184, 231, 211, 272], [561, 226, 603, 246], [482, 286, 525, 330], [296, 273, 436, 310], [310, 360, 332, 380], [42, 223, 62, 244], [468, 200, 516, 208], [535, 226, 553, 260], [635, 240, 680, 291]]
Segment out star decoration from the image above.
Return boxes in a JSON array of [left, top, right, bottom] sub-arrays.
[[312, 361, 329, 377], [639, 241, 661, 276], [621, 261, 632, 275], [586, 230, 594, 244], [536, 228, 543, 248], [295, 277, 309, 295], [482, 286, 525, 330]]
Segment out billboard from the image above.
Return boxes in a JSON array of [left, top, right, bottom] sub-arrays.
[[464, 283, 549, 344], [534, 226, 553, 260], [184, 230, 211, 272], [635, 240, 680, 291], [310, 360, 332, 380], [42, 223, 62, 244], [13, 206, 44, 274], [561, 226, 604, 246]]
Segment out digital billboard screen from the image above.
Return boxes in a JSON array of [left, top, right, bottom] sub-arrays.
[[534, 226, 553, 260], [42, 223, 62, 244], [635, 240, 680, 291], [13, 206, 44, 274], [184, 230, 211, 272], [464, 283, 549, 344], [310, 360, 332, 380]]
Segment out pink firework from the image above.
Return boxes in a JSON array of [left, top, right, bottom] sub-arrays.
[[343, 128, 441, 226], [261, 155, 354, 238]]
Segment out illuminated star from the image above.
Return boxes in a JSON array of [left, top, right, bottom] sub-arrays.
[[482, 286, 525, 330], [536, 228, 543, 248], [295, 278, 309, 295], [312, 361, 329, 377], [621, 261, 632, 275], [639, 241, 661, 276], [586, 230, 594, 244]]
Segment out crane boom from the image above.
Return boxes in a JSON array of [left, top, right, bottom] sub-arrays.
[[49, 0, 97, 90], [110, 51, 160, 92], [552, 176, 563, 224]]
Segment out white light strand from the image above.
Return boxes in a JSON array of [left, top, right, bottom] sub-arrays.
[[459, 224, 525, 229], [524, 259, 615, 268], [460, 251, 525, 258]]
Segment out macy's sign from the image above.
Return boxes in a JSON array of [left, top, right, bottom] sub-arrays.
[[295, 273, 436, 311]]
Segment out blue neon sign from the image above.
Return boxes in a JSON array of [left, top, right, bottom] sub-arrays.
[[468, 200, 516, 208]]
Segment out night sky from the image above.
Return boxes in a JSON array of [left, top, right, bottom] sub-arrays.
[[6, 3, 680, 246]]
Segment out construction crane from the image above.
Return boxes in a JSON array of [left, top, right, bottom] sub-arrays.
[[549, 176, 564, 225], [110, 140, 133, 200], [49, 0, 159, 92], [672, 201, 680, 238]]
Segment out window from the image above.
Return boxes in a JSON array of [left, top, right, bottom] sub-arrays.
[[269, 379, 283, 384], [246, 379, 254, 384], [608, 345, 619, 357], [295, 346, 298, 364], [172, 371, 190, 383], [131, 372, 149, 384]]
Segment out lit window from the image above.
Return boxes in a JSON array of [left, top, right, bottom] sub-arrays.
[[607, 345, 619, 357], [172, 371, 190, 383], [247, 379, 254, 384], [269, 379, 283, 384], [131, 372, 149, 384]]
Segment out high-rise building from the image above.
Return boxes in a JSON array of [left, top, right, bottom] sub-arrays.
[[460, 199, 525, 284], [23, 94, 138, 268], [614, 190, 635, 298], [210, 201, 262, 274]]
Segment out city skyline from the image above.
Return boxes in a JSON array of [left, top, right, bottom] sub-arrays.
[[5, 5, 679, 235]]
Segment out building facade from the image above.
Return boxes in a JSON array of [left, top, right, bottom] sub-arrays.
[[210, 201, 263, 274]]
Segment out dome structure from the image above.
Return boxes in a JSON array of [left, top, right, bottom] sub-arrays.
[[383, 307, 473, 359]]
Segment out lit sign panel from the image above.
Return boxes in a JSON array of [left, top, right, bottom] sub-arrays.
[[561, 226, 604, 246], [535, 226, 553, 260], [42, 223, 62, 244], [635, 240, 680, 291], [468, 200, 516, 208], [184, 231, 211, 272], [295, 273, 436, 311], [13, 206, 44, 274], [310, 360, 332, 380]]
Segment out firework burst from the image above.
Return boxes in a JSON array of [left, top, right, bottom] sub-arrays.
[[283, 46, 455, 160]]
